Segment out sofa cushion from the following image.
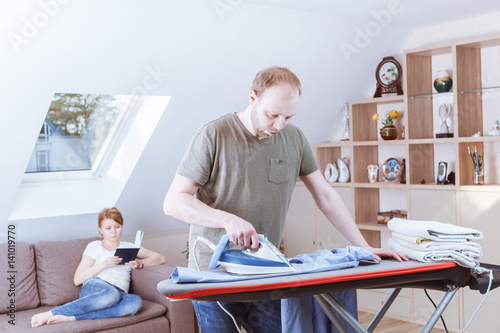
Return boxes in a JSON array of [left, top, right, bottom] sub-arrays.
[[34, 237, 98, 306], [0, 300, 167, 333], [0, 242, 40, 314]]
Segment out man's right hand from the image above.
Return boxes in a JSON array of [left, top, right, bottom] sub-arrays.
[[165, 174, 260, 248], [223, 218, 260, 248]]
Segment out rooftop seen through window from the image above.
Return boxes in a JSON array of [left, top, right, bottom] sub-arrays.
[[25, 93, 137, 174]]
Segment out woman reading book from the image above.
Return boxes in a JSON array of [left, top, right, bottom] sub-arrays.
[[31, 207, 166, 328]]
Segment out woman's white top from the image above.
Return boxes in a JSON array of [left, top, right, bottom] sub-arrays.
[[83, 240, 135, 293]]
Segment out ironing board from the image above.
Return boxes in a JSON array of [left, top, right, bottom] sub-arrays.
[[158, 260, 500, 333]]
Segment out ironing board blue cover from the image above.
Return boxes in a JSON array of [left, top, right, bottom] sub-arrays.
[[171, 246, 374, 283], [158, 252, 471, 302]]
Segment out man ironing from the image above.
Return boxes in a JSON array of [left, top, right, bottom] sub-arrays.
[[164, 66, 406, 332]]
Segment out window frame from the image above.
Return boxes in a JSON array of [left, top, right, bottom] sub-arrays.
[[22, 94, 141, 183]]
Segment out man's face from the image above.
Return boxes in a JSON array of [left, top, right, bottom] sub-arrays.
[[249, 83, 299, 139]]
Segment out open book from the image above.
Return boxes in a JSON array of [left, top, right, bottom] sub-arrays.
[[114, 230, 144, 264]]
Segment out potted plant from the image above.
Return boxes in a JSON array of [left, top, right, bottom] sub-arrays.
[[372, 110, 400, 140]]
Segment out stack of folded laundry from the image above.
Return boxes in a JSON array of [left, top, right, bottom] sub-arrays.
[[387, 218, 483, 268]]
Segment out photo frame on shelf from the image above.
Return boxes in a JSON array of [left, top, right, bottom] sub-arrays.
[[374, 56, 404, 98], [382, 158, 401, 182]]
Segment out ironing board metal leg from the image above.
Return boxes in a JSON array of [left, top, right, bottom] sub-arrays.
[[421, 285, 459, 333], [313, 295, 348, 333], [366, 288, 402, 333], [320, 293, 368, 333]]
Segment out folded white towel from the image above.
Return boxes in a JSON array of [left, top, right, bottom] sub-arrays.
[[390, 237, 482, 259], [392, 232, 431, 244], [388, 218, 483, 242], [388, 238, 478, 268]]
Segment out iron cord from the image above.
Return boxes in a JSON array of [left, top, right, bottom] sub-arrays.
[[193, 236, 216, 271], [217, 301, 242, 333], [460, 269, 494, 333], [194, 236, 242, 333], [424, 289, 449, 333], [424, 267, 494, 333]]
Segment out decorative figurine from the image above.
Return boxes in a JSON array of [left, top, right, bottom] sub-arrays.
[[337, 157, 350, 183], [324, 163, 338, 183], [436, 103, 453, 138], [487, 120, 500, 136], [400, 159, 406, 184], [341, 103, 350, 141], [447, 171, 455, 185]]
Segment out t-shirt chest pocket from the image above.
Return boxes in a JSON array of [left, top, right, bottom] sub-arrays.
[[269, 158, 290, 184]]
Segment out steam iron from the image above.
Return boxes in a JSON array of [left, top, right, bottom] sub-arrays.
[[209, 234, 296, 275]]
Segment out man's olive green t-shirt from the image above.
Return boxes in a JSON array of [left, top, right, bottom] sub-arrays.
[[177, 113, 318, 270]]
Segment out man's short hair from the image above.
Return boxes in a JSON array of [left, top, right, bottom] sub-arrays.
[[252, 66, 302, 97]]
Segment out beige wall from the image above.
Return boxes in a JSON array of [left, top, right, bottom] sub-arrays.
[[123, 228, 190, 268]]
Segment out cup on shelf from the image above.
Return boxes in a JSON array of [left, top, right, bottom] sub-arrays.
[[474, 164, 484, 185], [468, 145, 484, 185]]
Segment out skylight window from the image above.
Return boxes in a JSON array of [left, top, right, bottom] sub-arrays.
[[11, 95, 170, 220], [25, 93, 137, 175]]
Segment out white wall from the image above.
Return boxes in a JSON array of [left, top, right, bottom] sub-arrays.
[[2, 1, 500, 247], [404, 11, 500, 49], [0, 0, 414, 244]]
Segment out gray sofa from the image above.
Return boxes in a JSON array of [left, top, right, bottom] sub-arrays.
[[0, 237, 195, 333]]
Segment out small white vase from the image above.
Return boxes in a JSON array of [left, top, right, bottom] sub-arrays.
[[337, 158, 350, 183], [324, 163, 338, 183], [367, 165, 378, 183]]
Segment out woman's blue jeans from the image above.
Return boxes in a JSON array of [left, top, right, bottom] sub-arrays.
[[51, 277, 142, 320], [193, 299, 281, 333]]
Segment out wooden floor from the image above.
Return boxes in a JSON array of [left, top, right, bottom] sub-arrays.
[[219, 311, 448, 333], [358, 311, 447, 333]]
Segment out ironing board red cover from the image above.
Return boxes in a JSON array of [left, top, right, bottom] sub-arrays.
[[157, 260, 472, 302]]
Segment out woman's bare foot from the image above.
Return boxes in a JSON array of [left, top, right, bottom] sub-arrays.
[[31, 311, 53, 328], [47, 314, 76, 325]]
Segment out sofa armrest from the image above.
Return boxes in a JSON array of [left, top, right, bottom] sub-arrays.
[[131, 265, 195, 333]]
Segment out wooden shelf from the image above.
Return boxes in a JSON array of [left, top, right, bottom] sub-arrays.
[[326, 181, 460, 190], [407, 183, 458, 190], [353, 182, 407, 189], [308, 32, 500, 333], [458, 85, 500, 94], [314, 33, 500, 251], [458, 136, 500, 142], [460, 184, 500, 192], [351, 95, 404, 105], [315, 141, 351, 148], [408, 138, 455, 144], [352, 140, 406, 146], [408, 90, 453, 99], [326, 182, 352, 188], [356, 222, 389, 232]]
